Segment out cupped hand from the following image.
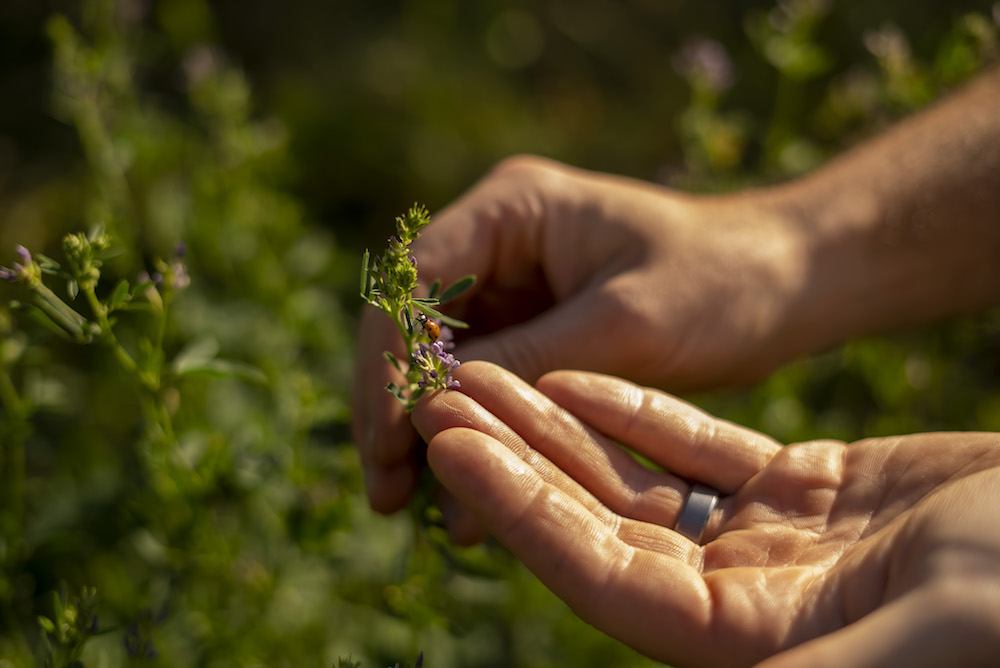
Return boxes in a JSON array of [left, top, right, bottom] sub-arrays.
[[412, 361, 1000, 667], [353, 156, 808, 522]]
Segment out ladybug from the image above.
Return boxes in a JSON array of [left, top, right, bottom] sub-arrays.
[[423, 319, 441, 343], [416, 312, 440, 343]]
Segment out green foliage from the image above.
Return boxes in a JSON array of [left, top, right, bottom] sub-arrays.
[[36, 586, 101, 668], [0, 0, 997, 667]]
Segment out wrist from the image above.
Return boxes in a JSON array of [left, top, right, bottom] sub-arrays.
[[765, 71, 1000, 358]]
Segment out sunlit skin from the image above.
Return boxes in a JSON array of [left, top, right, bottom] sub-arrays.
[[352, 68, 1000, 539], [412, 362, 1000, 667]]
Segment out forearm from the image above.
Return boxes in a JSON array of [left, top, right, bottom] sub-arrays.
[[773, 66, 1000, 358]]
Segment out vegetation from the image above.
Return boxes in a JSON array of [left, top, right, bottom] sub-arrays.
[[0, 0, 997, 666]]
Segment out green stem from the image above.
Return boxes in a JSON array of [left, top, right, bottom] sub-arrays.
[[33, 284, 87, 340], [82, 284, 159, 392]]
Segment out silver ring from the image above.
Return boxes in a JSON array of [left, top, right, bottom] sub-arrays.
[[674, 484, 719, 544]]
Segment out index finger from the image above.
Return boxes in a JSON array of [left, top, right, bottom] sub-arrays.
[[425, 418, 715, 667], [536, 370, 782, 493]]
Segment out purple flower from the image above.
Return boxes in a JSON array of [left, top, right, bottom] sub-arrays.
[[411, 340, 461, 390], [0, 245, 34, 282], [169, 258, 190, 289], [437, 322, 456, 351], [673, 37, 735, 92]]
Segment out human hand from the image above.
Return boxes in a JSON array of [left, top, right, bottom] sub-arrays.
[[412, 361, 1000, 667], [353, 156, 808, 524]]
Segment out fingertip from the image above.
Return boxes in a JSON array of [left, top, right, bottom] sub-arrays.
[[364, 461, 419, 514], [535, 368, 586, 393], [451, 359, 507, 384], [424, 427, 491, 495]]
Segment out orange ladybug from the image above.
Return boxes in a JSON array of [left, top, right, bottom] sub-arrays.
[[415, 312, 440, 343], [423, 318, 440, 343]]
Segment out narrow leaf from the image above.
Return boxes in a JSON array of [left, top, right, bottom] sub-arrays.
[[12, 302, 71, 340], [402, 305, 414, 334], [428, 278, 442, 300], [383, 351, 402, 372], [412, 301, 470, 329], [87, 222, 106, 243], [107, 279, 130, 311], [172, 337, 220, 375], [360, 249, 372, 299], [175, 359, 268, 385], [32, 289, 87, 338], [438, 275, 476, 304], [37, 616, 56, 634], [436, 313, 470, 329], [34, 253, 61, 270]]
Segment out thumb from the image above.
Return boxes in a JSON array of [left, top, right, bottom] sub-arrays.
[[453, 290, 626, 383]]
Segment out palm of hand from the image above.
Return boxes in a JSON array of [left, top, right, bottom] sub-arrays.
[[412, 362, 1000, 667]]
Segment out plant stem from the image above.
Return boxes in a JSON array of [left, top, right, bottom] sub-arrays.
[[82, 284, 159, 392]]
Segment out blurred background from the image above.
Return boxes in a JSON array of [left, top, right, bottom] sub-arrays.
[[0, 0, 998, 666]]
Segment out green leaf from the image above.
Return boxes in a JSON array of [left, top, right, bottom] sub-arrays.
[[412, 301, 470, 329], [37, 616, 56, 635], [32, 287, 88, 339], [34, 253, 61, 270], [383, 350, 402, 372], [107, 279, 130, 311], [95, 247, 125, 262], [402, 305, 414, 334], [176, 359, 268, 385], [52, 590, 64, 625], [427, 278, 442, 300], [66, 279, 79, 300], [87, 222, 106, 243], [12, 302, 72, 340], [172, 337, 220, 375], [360, 248, 372, 299], [438, 275, 475, 304]]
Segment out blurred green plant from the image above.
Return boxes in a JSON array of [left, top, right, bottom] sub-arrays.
[[36, 585, 101, 668], [1, 0, 998, 666]]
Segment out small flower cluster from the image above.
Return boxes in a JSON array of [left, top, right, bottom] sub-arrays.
[[0, 245, 39, 285], [139, 241, 191, 293], [411, 339, 461, 390], [672, 37, 735, 93], [0, 231, 190, 391], [360, 205, 474, 411], [36, 586, 100, 667]]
